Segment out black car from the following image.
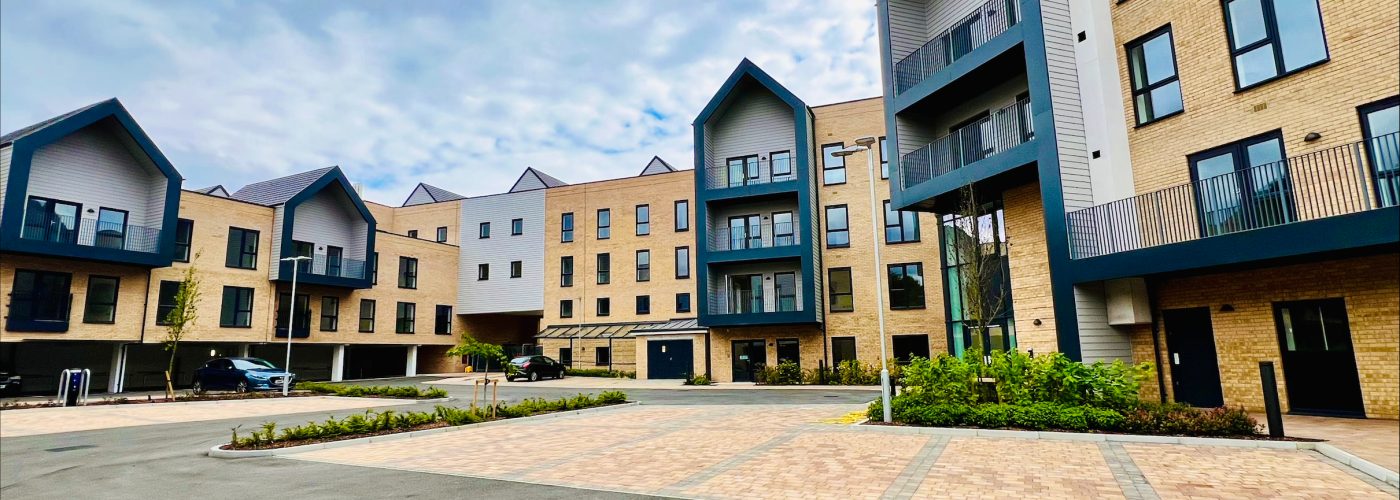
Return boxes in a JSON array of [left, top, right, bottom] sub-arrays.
[[507, 355, 565, 382], [193, 357, 295, 393], [0, 371, 20, 396]]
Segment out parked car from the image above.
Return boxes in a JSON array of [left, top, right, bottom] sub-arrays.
[[192, 357, 295, 393], [506, 355, 565, 382], [0, 371, 21, 396]]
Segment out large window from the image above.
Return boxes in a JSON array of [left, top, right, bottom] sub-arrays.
[[326, 246, 343, 277], [395, 302, 416, 334], [597, 253, 610, 284], [884, 201, 921, 243], [561, 212, 575, 242], [676, 293, 691, 313], [398, 257, 418, 289], [8, 270, 73, 331], [156, 280, 180, 325], [636, 250, 650, 282], [1360, 97, 1399, 208], [941, 201, 1015, 356], [775, 272, 797, 312], [358, 299, 375, 333], [828, 268, 853, 312], [636, 205, 650, 236], [82, 276, 120, 324], [174, 219, 194, 263], [220, 286, 255, 328], [320, 296, 339, 331], [435, 305, 452, 335], [674, 200, 690, 231], [225, 227, 259, 269], [770, 150, 793, 179], [21, 197, 79, 243], [888, 263, 926, 310], [596, 346, 611, 366], [94, 208, 128, 249], [1223, 0, 1328, 89], [596, 297, 610, 317], [597, 209, 611, 239], [275, 292, 311, 338], [561, 256, 574, 287], [825, 205, 850, 248], [727, 155, 759, 187], [1189, 131, 1292, 237], [636, 295, 651, 315], [822, 143, 846, 185], [1127, 26, 1184, 125], [675, 246, 690, 278]]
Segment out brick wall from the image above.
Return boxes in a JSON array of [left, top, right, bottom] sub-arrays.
[[1, 254, 151, 342], [1003, 181, 1057, 354], [634, 333, 707, 380], [708, 324, 825, 383]]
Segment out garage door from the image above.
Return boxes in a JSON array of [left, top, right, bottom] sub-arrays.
[[646, 339, 693, 379]]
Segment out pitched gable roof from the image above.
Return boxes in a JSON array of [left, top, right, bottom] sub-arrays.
[[0, 99, 111, 146], [192, 185, 230, 197], [639, 156, 676, 176], [509, 167, 568, 192], [401, 182, 466, 207], [230, 166, 337, 206]]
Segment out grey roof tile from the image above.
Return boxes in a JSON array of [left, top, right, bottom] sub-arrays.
[[230, 166, 336, 206]]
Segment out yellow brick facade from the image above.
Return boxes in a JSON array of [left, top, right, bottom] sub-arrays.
[[1002, 181, 1056, 355], [708, 325, 826, 383], [634, 333, 707, 380], [540, 337, 638, 373], [0, 256, 151, 342]]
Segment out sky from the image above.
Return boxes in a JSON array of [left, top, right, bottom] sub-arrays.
[[0, 0, 882, 206]]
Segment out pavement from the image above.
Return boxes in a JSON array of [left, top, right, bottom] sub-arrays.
[[1262, 413, 1400, 474], [0, 396, 418, 438], [424, 372, 883, 391]]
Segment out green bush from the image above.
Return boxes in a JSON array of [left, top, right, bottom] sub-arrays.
[[895, 351, 1151, 410], [564, 368, 636, 379], [756, 361, 804, 385], [683, 373, 712, 385], [869, 395, 1258, 437], [967, 403, 1013, 428], [298, 382, 448, 399]]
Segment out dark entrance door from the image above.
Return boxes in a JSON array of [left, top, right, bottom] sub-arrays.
[[646, 339, 693, 380], [731, 340, 766, 382], [1274, 299, 1365, 416], [1163, 307, 1224, 407]]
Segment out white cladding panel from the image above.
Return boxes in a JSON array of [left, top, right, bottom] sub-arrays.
[[270, 206, 285, 280], [1074, 282, 1132, 362], [887, 0, 930, 63], [404, 185, 437, 206], [925, 0, 988, 41], [458, 190, 545, 314], [290, 187, 370, 261], [24, 122, 167, 228], [1070, 0, 1134, 204], [0, 146, 10, 221], [709, 87, 796, 176], [511, 173, 548, 192], [1040, 0, 1095, 213]]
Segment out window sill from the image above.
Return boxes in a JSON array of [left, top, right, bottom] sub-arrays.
[[82, 320, 116, 325], [885, 239, 922, 245], [1133, 109, 1184, 129], [219, 325, 254, 329], [826, 244, 851, 249], [1233, 58, 1330, 94], [890, 306, 927, 311]]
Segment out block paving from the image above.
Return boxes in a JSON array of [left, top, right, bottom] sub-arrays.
[[287, 404, 1399, 499]]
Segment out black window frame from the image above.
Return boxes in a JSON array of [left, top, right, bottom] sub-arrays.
[[325, 245, 343, 277], [436, 226, 448, 242], [1221, 0, 1330, 91], [510, 260, 523, 278], [1360, 97, 1400, 208], [82, 275, 120, 324], [395, 302, 416, 334], [174, 218, 194, 263], [770, 150, 793, 178], [883, 200, 921, 244], [1187, 129, 1294, 237], [358, 299, 376, 333], [225, 227, 260, 270], [156, 280, 180, 325], [674, 200, 689, 232], [320, 296, 339, 331], [561, 256, 574, 287], [888, 263, 927, 310], [636, 295, 650, 315], [597, 253, 610, 284], [478, 263, 490, 281], [595, 346, 611, 366], [220, 286, 255, 328], [398, 256, 418, 289], [561, 212, 575, 242], [407, 229, 418, 239], [822, 142, 847, 185], [8, 269, 73, 330], [635, 204, 650, 236], [635, 249, 650, 282], [596, 297, 610, 317], [828, 267, 854, 313], [878, 137, 889, 179], [726, 155, 760, 187], [371, 252, 379, 285], [675, 246, 690, 279], [511, 218, 523, 236], [676, 292, 691, 313], [560, 299, 574, 318], [1125, 25, 1185, 126], [825, 205, 850, 248], [434, 305, 452, 335], [478, 222, 491, 239], [597, 209, 611, 239]]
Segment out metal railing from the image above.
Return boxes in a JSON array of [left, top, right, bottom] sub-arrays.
[[19, 215, 163, 253], [1068, 133, 1400, 259], [900, 98, 1034, 189], [893, 0, 1020, 94], [703, 163, 798, 190], [710, 221, 799, 251], [293, 252, 369, 279], [708, 290, 803, 315]]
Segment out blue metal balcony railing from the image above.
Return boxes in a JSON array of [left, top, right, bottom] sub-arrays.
[[710, 221, 800, 251], [292, 252, 369, 280], [1068, 133, 1400, 259], [19, 215, 162, 254], [893, 0, 1019, 95], [900, 97, 1033, 189]]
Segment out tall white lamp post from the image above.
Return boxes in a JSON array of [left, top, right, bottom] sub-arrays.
[[279, 255, 312, 395], [833, 136, 892, 423]]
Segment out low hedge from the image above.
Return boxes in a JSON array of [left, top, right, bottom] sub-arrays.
[[563, 368, 636, 379], [297, 381, 448, 399], [869, 398, 1258, 436], [229, 391, 627, 449]]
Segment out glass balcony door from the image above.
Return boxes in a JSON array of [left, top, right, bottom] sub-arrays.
[[726, 155, 760, 188], [1361, 99, 1399, 207], [94, 208, 128, 250], [1190, 132, 1294, 237], [775, 272, 797, 312], [727, 215, 762, 250], [729, 274, 764, 314], [22, 197, 80, 244], [772, 211, 794, 246]]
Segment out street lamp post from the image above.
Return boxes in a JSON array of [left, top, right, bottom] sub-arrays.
[[833, 137, 892, 423], [279, 255, 312, 396]]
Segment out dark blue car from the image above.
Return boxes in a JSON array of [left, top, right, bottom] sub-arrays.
[[192, 357, 295, 393]]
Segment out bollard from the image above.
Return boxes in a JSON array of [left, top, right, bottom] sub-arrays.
[[1259, 361, 1284, 438]]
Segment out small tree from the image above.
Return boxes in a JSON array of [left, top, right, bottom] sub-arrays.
[[445, 334, 507, 380], [951, 186, 1007, 363], [163, 253, 202, 398]]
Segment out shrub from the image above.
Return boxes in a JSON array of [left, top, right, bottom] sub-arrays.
[[835, 360, 880, 385], [298, 382, 447, 399], [756, 361, 804, 385], [683, 373, 712, 385], [564, 368, 636, 379], [967, 403, 1013, 428]]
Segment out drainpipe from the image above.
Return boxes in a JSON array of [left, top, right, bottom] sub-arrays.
[[1147, 277, 1167, 404]]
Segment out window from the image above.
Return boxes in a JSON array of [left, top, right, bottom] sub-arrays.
[[478, 263, 490, 281], [597, 253, 610, 284], [825, 205, 850, 247], [775, 272, 797, 312], [1126, 26, 1184, 125], [1189, 131, 1291, 237], [636, 250, 650, 282], [726, 155, 760, 187], [559, 348, 573, 366], [93, 208, 128, 249], [220, 286, 254, 328], [225, 227, 259, 269], [674, 200, 689, 231], [275, 292, 310, 338], [561, 213, 575, 242], [371, 252, 379, 285], [8, 270, 73, 330], [174, 219, 194, 262], [636, 295, 651, 315], [359, 299, 375, 332], [82, 276, 119, 324], [292, 241, 313, 274], [597, 209, 611, 239], [560, 299, 574, 318], [822, 143, 846, 184], [777, 338, 800, 366], [676, 293, 691, 313], [435, 305, 452, 335], [941, 201, 1016, 355], [888, 263, 926, 310], [828, 268, 854, 312], [21, 197, 79, 244], [879, 137, 889, 179], [511, 218, 523, 235], [832, 337, 857, 369], [156, 280, 180, 325], [320, 296, 339, 331], [1223, 0, 1329, 89], [407, 229, 418, 239], [395, 302, 416, 334], [1360, 97, 1399, 208], [595, 347, 611, 366], [770, 150, 793, 178], [675, 246, 690, 278], [773, 211, 794, 246], [729, 274, 764, 314], [326, 246, 343, 277], [884, 201, 921, 243], [398, 257, 418, 289], [561, 256, 574, 287], [436, 226, 448, 242], [478, 222, 491, 239], [728, 215, 761, 250], [510, 261, 523, 278], [893, 334, 932, 364], [636, 204, 650, 235], [596, 297, 610, 317]]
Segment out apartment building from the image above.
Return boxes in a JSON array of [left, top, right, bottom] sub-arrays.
[[877, 0, 1398, 418]]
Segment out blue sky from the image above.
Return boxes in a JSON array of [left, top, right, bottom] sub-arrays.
[[0, 0, 881, 205]]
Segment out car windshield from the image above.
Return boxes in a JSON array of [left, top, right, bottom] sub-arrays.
[[510, 356, 532, 364], [231, 358, 278, 370]]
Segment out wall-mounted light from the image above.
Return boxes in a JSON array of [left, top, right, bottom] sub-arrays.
[[1304, 132, 1322, 142], [1033, 319, 1042, 326], [1220, 304, 1236, 312]]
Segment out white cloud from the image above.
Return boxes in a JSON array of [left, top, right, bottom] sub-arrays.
[[0, 0, 881, 205]]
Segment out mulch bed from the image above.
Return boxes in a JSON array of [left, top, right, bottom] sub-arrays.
[[860, 420, 1321, 441], [221, 420, 454, 451], [0, 390, 442, 411]]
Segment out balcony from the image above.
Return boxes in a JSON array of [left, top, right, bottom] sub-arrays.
[[1067, 134, 1399, 278], [709, 221, 800, 252], [892, 0, 1020, 96], [289, 253, 369, 280], [900, 97, 1033, 189], [703, 164, 797, 191], [708, 291, 804, 316], [19, 214, 162, 254]]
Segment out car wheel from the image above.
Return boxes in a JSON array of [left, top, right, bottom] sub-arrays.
[[235, 380, 249, 393], [557, 370, 565, 379], [192, 379, 205, 394], [528, 371, 540, 382]]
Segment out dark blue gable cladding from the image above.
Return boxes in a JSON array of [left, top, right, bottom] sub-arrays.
[[0, 98, 183, 268], [694, 59, 822, 327], [273, 167, 378, 290]]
